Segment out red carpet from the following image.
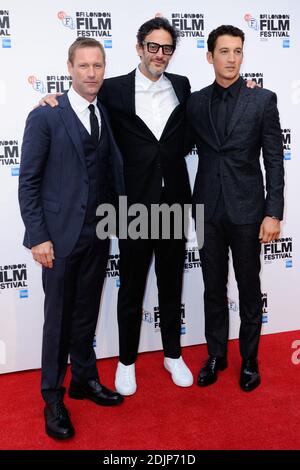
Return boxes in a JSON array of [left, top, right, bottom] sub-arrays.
[[0, 330, 299, 450]]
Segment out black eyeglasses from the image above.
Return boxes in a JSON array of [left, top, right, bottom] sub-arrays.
[[143, 41, 175, 56]]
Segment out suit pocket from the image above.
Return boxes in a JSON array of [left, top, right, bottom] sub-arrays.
[[42, 199, 60, 213]]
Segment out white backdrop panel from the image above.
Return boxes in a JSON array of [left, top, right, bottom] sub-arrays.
[[0, 0, 299, 373]]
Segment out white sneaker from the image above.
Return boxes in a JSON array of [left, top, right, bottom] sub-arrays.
[[115, 362, 137, 396], [164, 356, 193, 387]]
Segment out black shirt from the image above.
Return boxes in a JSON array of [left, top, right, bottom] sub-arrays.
[[211, 76, 243, 138]]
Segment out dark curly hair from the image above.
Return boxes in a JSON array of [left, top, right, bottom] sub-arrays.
[[136, 17, 179, 49]]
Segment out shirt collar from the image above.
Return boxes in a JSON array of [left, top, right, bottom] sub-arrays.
[[136, 65, 170, 91], [67, 85, 98, 113], [213, 76, 243, 99]]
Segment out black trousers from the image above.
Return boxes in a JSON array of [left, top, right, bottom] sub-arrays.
[[41, 224, 109, 404], [199, 197, 263, 360], [117, 235, 186, 365]]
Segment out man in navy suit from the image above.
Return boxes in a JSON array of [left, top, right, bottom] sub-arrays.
[[187, 25, 284, 391], [19, 38, 125, 440]]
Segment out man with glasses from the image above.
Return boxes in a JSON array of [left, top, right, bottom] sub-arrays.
[[100, 17, 193, 395], [39, 17, 193, 396], [144, 41, 175, 55]]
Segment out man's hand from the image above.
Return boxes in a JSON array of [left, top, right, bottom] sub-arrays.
[[31, 241, 55, 268], [259, 216, 281, 244], [246, 80, 260, 89], [38, 93, 62, 108]]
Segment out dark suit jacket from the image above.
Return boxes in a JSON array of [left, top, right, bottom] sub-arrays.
[[19, 93, 125, 258], [99, 70, 192, 208], [187, 79, 284, 224]]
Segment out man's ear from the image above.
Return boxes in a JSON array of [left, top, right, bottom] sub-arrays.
[[206, 51, 213, 65], [67, 60, 73, 74], [136, 43, 142, 58]]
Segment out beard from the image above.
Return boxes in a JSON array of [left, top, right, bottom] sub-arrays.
[[144, 58, 168, 79]]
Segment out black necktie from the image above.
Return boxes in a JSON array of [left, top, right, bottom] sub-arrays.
[[216, 89, 229, 143], [88, 104, 99, 146]]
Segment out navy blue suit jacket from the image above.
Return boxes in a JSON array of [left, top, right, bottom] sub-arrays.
[[19, 93, 125, 258]]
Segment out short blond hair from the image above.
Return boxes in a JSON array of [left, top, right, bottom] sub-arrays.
[[68, 38, 106, 64]]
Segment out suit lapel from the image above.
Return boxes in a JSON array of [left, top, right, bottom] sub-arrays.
[[120, 69, 136, 116], [206, 79, 251, 147], [159, 72, 185, 141], [120, 69, 187, 142], [205, 85, 221, 149], [120, 69, 159, 141], [226, 80, 251, 140], [97, 100, 116, 145], [58, 93, 86, 168], [164, 72, 185, 104]]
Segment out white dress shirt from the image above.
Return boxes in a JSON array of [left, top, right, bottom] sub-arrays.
[[135, 66, 179, 140], [67, 85, 101, 137]]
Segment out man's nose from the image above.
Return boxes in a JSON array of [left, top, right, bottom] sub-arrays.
[[156, 47, 164, 57], [87, 66, 95, 76]]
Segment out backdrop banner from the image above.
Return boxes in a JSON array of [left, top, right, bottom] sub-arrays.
[[0, 0, 298, 373]]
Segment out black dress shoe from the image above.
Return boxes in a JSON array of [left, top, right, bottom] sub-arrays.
[[197, 355, 227, 387], [69, 378, 124, 406], [240, 358, 261, 392], [44, 400, 74, 440]]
